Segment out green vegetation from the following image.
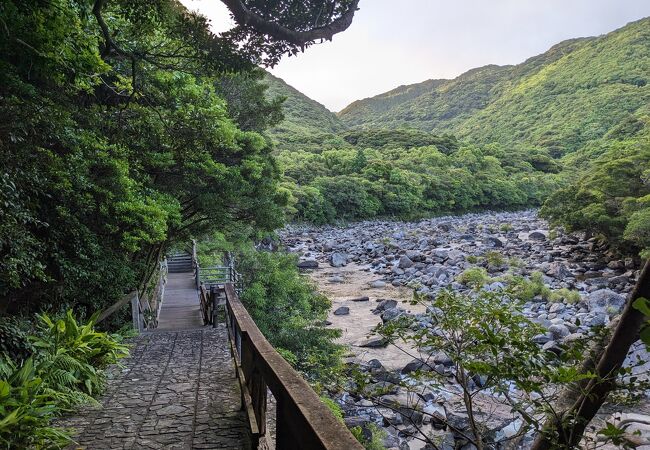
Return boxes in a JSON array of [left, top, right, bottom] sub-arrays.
[[0, 313, 128, 448], [456, 267, 490, 288], [375, 289, 587, 448], [278, 138, 560, 223], [350, 423, 387, 450], [338, 18, 650, 157], [541, 124, 650, 257], [237, 249, 344, 383], [0, 0, 288, 323]]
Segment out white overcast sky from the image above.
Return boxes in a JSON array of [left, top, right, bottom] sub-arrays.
[[179, 0, 650, 112]]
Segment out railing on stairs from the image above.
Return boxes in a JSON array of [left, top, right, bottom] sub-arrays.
[[211, 283, 363, 450]]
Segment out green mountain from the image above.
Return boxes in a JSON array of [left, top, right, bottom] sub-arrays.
[[338, 18, 650, 155], [264, 73, 348, 152]]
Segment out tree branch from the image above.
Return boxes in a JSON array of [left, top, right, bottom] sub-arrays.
[[221, 0, 361, 48]]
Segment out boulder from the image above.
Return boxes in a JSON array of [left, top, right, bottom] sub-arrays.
[[587, 289, 626, 314], [333, 306, 350, 316], [398, 255, 414, 269], [381, 307, 403, 322], [329, 252, 348, 267], [432, 351, 453, 367], [528, 230, 548, 240], [375, 299, 398, 313], [401, 358, 432, 374], [485, 236, 505, 248], [547, 262, 571, 279], [297, 260, 319, 269], [406, 250, 425, 262], [548, 324, 570, 340], [358, 336, 388, 348], [370, 280, 386, 289]]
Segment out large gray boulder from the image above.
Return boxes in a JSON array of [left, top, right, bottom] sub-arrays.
[[587, 289, 626, 314], [398, 255, 414, 269], [333, 306, 350, 316], [329, 252, 348, 268]]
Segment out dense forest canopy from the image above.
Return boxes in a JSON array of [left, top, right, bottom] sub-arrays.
[[0, 0, 358, 318]]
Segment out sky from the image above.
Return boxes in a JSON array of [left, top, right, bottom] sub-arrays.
[[179, 0, 650, 112]]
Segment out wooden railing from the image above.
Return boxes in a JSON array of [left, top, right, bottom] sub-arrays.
[[215, 283, 363, 450]]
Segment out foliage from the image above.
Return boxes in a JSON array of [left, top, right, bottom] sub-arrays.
[[30, 311, 129, 398], [0, 0, 288, 319], [350, 422, 387, 450], [338, 18, 650, 156], [549, 288, 582, 304], [0, 358, 70, 449], [0, 313, 129, 449], [198, 240, 345, 383], [375, 289, 587, 448], [456, 267, 489, 288], [541, 126, 650, 257], [320, 396, 344, 423]]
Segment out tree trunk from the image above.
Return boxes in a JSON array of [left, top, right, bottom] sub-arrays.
[[531, 259, 650, 449]]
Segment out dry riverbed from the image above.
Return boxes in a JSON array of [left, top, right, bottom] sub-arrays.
[[281, 210, 650, 449]]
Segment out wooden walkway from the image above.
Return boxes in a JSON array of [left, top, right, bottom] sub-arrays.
[[157, 272, 203, 330]]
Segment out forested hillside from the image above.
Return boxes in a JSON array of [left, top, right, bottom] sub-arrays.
[[338, 18, 650, 155], [264, 73, 349, 152], [264, 17, 650, 245]]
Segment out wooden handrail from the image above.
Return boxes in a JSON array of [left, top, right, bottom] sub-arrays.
[[220, 283, 363, 450]]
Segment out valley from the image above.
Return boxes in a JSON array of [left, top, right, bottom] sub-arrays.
[[281, 210, 649, 449]]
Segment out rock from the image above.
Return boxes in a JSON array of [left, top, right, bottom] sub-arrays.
[[438, 222, 452, 232], [401, 358, 431, 374], [344, 416, 368, 428], [432, 351, 453, 367], [327, 276, 345, 283], [548, 324, 570, 339], [528, 230, 548, 240], [350, 296, 370, 302], [587, 289, 626, 315], [406, 250, 424, 262], [485, 236, 505, 247], [329, 252, 347, 267], [398, 255, 414, 269], [548, 262, 571, 279], [366, 359, 384, 370], [607, 260, 625, 270], [333, 306, 350, 316], [381, 307, 403, 322], [423, 404, 447, 428], [297, 260, 319, 269], [532, 333, 552, 344], [375, 299, 398, 313], [358, 336, 388, 348], [549, 303, 565, 314], [370, 280, 386, 289], [563, 332, 584, 344], [542, 340, 562, 355]]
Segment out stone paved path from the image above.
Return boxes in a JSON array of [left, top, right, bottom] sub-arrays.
[[63, 327, 250, 450]]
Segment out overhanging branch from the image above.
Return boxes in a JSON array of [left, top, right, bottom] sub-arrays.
[[221, 0, 360, 48]]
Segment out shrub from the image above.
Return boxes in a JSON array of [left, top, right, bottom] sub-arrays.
[[466, 255, 479, 264], [457, 267, 489, 288], [549, 288, 582, 304], [500, 223, 514, 232], [505, 272, 550, 301], [484, 250, 506, 269], [0, 312, 129, 448], [351, 422, 387, 450]]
